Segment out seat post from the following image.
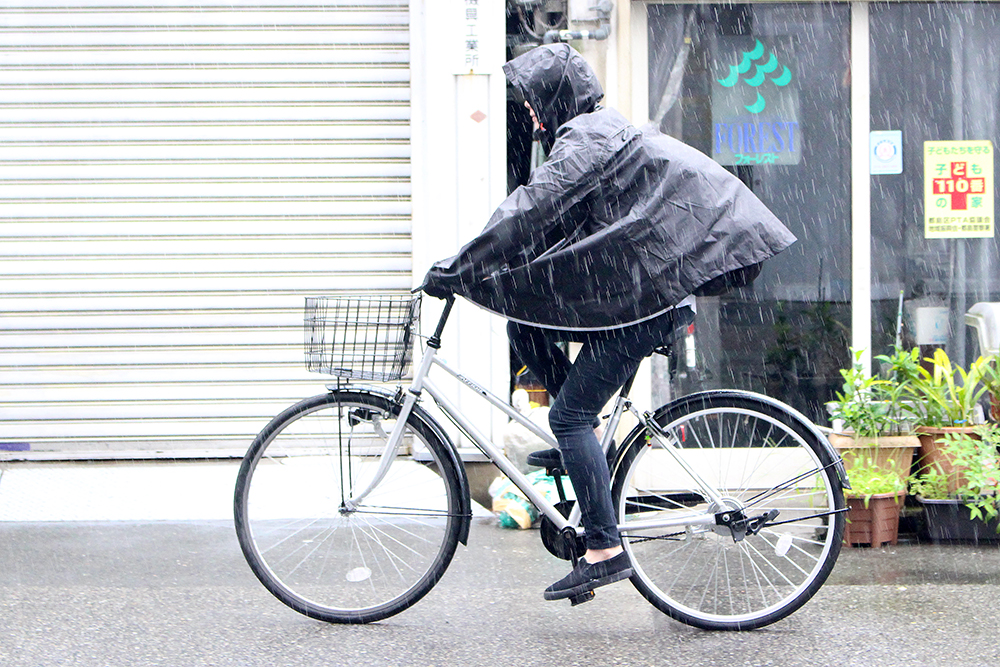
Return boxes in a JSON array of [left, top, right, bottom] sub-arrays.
[[550, 469, 569, 504]]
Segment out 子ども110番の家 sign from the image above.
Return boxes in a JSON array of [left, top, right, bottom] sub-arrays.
[[923, 140, 994, 239]]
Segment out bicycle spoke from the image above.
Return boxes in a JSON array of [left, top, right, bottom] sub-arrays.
[[258, 517, 329, 557], [282, 523, 342, 579], [353, 517, 416, 579], [357, 515, 440, 559], [697, 546, 723, 612]]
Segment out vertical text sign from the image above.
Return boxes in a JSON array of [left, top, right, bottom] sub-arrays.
[[462, 0, 480, 73], [451, 0, 502, 75], [923, 140, 994, 239]]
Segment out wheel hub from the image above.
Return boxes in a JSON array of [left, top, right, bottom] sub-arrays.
[[707, 497, 744, 538], [711, 497, 780, 543]]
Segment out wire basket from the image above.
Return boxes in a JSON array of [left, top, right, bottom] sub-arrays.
[[304, 295, 421, 382]]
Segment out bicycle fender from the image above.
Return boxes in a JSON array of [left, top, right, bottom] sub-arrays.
[[329, 385, 474, 545], [630, 389, 850, 490]]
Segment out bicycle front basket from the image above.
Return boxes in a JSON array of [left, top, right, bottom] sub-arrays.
[[304, 295, 421, 382]]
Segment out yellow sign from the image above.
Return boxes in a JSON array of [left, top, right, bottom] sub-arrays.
[[924, 140, 994, 238]]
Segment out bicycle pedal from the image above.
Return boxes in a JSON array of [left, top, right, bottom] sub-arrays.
[[569, 590, 596, 606]]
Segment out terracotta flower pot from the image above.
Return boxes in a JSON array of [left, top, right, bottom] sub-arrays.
[[844, 492, 905, 547], [828, 433, 920, 479], [915, 426, 979, 493]]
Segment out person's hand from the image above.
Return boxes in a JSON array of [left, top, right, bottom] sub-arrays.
[[419, 269, 454, 300], [421, 281, 453, 300]]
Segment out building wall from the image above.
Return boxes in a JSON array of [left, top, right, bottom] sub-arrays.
[[410, 0, 510, 448]]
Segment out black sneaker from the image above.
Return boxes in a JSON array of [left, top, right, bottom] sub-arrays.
[[543, 551, 633, 601]]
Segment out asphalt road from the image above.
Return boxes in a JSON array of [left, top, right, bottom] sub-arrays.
[[1, 517, 999, 667]]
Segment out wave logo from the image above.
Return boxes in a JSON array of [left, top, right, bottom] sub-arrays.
[[716, 40, 792, 114]]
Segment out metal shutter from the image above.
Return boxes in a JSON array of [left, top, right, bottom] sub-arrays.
[[0, 0, 411, 458]]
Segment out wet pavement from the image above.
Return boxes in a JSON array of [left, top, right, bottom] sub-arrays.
[[1, 461, 999, 666]]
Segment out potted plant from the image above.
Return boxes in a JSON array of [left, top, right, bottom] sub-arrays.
[[911, 348, 991, 428], [909, 424, 1000, 543], [843, 455, 909, 547], [909, 348, 992, 490], [873, 344, 924, 430], [829, 349, 918, 548], [982, 355, 1000, 423], [827, 348, 920, 481]]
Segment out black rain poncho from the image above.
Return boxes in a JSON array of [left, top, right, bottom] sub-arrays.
[[422, 44, 796, 331]]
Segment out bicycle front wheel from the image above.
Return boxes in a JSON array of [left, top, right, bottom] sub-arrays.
[[234, 389, 465, 624], [613, 391, 845, 631]]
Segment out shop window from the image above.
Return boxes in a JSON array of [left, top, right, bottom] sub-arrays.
[[870, 3, 1000, 367], [647, 3, 852, 422]]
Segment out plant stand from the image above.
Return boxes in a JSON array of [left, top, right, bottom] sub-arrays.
[[844, 492, 905, 547], [918, 497, 1000, 544]]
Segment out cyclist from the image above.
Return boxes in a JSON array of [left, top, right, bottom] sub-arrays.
[[420, 43, 795, 602]]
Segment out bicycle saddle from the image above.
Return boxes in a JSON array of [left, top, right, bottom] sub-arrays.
[[527, 441, 617, 470], [526, 448, 563, 469]]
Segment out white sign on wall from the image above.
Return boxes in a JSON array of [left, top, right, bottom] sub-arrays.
[[914, 306, 950, 345], [870, 130, 903, 175]]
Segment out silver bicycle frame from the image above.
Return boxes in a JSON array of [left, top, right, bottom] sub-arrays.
[[343, 336, 719, 536]]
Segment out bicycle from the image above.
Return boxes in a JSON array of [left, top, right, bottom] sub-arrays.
[[234, 294, 848, 630]]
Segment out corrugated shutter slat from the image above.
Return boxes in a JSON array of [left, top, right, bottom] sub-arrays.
[[0, 0, 411, 455]]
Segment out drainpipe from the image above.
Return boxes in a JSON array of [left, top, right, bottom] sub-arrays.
[[543, 1, 612, 43]]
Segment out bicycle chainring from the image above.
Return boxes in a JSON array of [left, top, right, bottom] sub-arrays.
[[539, 501, 586, 561]]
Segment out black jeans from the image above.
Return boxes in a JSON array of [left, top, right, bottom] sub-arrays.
[[508, 307, 693, 550]]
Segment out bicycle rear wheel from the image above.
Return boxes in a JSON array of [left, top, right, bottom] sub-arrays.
[[234, 389, 465, 624], [612, 391, 845, 630]]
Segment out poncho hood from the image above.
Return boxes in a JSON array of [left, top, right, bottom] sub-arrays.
[[503, 43, 604, 152]]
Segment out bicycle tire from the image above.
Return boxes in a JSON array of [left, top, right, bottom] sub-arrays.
[[612, 391, 845, 631], [234, 389, 465, 624]]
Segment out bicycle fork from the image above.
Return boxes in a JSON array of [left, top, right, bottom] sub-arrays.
[[338, 306, 444, 512]]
